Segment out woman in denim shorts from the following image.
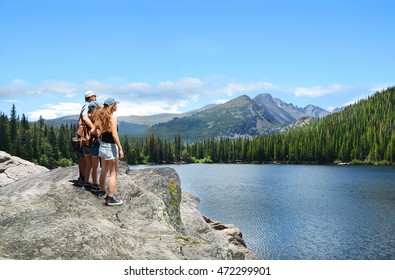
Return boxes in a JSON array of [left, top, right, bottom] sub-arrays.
[[92, 97, 124, 206]]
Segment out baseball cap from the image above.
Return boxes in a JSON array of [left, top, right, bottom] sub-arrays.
[[85, 90, 96, 99], [104, 97, 119, 107], [87, 101, 101, 113]]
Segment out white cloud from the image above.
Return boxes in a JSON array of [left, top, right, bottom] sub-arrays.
[[27, 98, 189, 120], [0, 77, 282, 120], [0, 80, 28, 97], [28, 109, 61, 120], [83, 78, 205, 102], [1, 78, 207, 120], [116, 100, 185, 116], [224, 82, 277, 96], [123, 82, 151, 92], [0, 79, 78, 98], [156, 78, 204, 95], [33, 80, 76, 94], [190, 94, 199, 102], [66, 93, 77, 98], [294, 84, 345, 97], [1, 99, 21, 103], [28, 102, 83, 120]]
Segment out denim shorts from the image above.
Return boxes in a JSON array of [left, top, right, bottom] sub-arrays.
[[99, 142, 119, 160], [83, 139, 100, 157]]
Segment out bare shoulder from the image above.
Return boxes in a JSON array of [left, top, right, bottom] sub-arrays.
[[111, 114, 118, 129]]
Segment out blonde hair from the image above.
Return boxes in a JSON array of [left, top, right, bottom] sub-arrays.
[[92, 104, 116, 132]]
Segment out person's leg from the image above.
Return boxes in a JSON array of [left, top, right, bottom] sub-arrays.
[[105, 158, 122, 205], [78, 155, 86, 180], [100, 158, 108, 192], [107, 159, 117, 198], [84, 154, 92, 184], [91, 156, 100, 186]]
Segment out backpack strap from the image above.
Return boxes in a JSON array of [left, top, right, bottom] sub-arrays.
[[77, 106, 85, 127], [77, 106, 88, 137]]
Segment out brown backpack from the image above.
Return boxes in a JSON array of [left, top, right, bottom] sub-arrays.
[[71, 107, 96, 152]]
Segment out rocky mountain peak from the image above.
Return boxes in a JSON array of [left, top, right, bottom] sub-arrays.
[[303, 104, 329, 118]]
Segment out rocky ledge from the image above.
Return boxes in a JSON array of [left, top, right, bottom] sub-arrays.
[[0, 151, 49, 187], [0, 151, 258, 260]]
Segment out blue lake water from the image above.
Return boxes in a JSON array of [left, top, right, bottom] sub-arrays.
[[130, 164, 395, 260]]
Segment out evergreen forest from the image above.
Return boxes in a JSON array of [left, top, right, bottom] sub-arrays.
[[1, 87, 394, 168]]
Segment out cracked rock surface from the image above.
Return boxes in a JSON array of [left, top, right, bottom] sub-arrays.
[[0, 151, 258, 260], [0, 151, 49, 187]]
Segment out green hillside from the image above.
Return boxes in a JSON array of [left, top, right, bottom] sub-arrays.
[[279, 86, 395, 163], [193, 86, 395, 164], [152, 95, 276, 141], [133, 87, 395, 164]]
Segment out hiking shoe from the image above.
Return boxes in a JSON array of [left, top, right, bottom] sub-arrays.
[[76, 177, 84, 187], [90, 184, 100, 192], [106, 196, 123, 206], [97, 191, 107, 199], [82, 183, 91, 190]]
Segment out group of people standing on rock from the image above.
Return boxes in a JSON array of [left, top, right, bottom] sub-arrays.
[[76, 90, 124, 206]]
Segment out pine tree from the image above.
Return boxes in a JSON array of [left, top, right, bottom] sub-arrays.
[[0, 112, 11, 152]]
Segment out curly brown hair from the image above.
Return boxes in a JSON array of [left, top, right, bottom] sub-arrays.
[[92, 104, 116, 132]]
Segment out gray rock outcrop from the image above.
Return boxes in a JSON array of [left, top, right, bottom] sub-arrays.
[[0, 151, 258, 260], [0, 151, 49, 187]]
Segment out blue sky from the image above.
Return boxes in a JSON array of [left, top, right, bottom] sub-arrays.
[[0, 0, 394, 120]]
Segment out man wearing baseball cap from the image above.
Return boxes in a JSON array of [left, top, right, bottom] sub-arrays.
[[81, 90, 97, 129], [84, 90, 96, 100]]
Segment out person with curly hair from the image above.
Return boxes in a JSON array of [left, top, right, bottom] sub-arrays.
[[91, 97, 124, 206]]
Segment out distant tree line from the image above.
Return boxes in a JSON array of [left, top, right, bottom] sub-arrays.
[[0, 104, 77, 168], [123, 87, 394, 165], [1, 87, 394, 168]]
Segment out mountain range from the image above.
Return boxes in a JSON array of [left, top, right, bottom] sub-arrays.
[[151, 93, 329, 141], [45, 93, 330, 142]]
